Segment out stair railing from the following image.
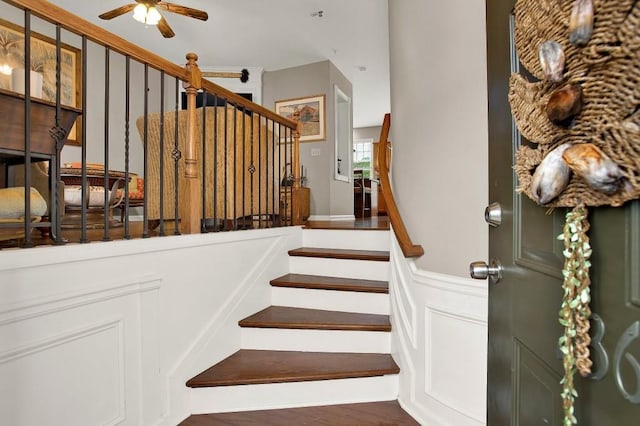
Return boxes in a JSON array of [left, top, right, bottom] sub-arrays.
[[378, 113, 424, 258], [2, 0, 301, 248]]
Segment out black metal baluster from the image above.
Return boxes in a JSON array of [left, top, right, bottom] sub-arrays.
[[257, 114, 262, 228], [157, 70, 165, 237], [201, 90, 208, 232], [22, 11, 32, 247], [223, 101, 228, 230], [80, 35, 88, 242], [52, 23, 64, 245], [142, 63, 149, 238], [271, 120, 276, 228], [213, 95, 218, 231], [124, 56, 131, 239], [243, 106, 248, 229], [103, 45, 111, 241], [278, 123, 283, 227], [258, 115, 267, 228], [287, 127, 292, 226], [173, 79, 180, 235], [233, 105, 237, 230]]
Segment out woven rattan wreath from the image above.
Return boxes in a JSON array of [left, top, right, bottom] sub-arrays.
[[511, 0, 640, 208]]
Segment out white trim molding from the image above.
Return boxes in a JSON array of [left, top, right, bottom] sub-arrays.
[[390, 235, 488, 426]]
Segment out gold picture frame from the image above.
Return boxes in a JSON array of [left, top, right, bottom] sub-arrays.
[[0, 18, 82, 146], [275, 94, 325, 142]]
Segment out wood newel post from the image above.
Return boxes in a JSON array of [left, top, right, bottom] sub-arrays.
[[180, 52, 203, 234], [292, 111, 303, 225]]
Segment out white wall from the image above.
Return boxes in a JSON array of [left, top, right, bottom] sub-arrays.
[[0, 227, 301, 426], [388, 0, 489, 277], [387, 2, 490, 424]]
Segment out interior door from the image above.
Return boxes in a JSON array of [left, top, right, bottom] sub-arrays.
[[486, 0, 640, 424]]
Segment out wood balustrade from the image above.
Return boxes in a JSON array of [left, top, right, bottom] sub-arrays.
[[378, 114, 424, 258], [3, 0, 302, 240]]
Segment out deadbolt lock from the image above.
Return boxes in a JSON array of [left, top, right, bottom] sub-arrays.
[[484, 202, 502, 227]]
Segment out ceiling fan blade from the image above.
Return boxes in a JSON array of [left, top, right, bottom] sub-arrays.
[[157, 16, 176, 38], [157, 2, 209, 21], [99, 4, 137, 20]]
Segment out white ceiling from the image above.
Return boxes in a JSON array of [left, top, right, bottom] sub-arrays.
[[48, 0, 391, 128]]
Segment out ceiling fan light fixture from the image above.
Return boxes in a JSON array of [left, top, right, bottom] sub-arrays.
[[132, 3, 161, 25], [132, 4, 148, 23], [146, 7, 162, 25]]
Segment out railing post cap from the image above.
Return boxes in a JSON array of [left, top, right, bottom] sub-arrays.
[[186, 52, 199, 62]]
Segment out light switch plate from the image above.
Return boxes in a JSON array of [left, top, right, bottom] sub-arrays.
[[311, 148, 321, 157]]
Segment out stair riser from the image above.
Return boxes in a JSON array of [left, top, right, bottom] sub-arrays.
[[272, 287, 390, 315], [289, 257, 389, 281], [241, 328, 390, 353], [189, 375, 399, 414], [302, 229, 390, 251]]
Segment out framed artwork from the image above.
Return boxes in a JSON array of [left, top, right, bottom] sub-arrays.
[[275, 94, 325, 142], [0, 18, 82, 146]]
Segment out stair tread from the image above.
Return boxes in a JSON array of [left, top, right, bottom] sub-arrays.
[[186, 350, 399, 387], [289, 247, 390, 261], [271, 273, 388, 293], [239, 306, 391, 331], [179, 400, 419, 425]]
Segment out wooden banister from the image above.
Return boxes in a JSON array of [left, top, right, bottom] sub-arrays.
[[7, 0, 301, 236], [378, 114, 424, 258], [6, 0, 190, 81], [6, 1, 297, 130], [180, 53, 203, 234]]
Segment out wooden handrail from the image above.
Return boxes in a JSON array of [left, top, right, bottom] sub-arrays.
[[378, 113, 424, 258], [6, 0, 189, 80], [6, 0, 301, 237], [200, 79, 297, 129], [7, 0, 297, 131]]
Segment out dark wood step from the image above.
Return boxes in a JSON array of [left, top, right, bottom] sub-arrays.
[[186, 350, 399, 387], [271, 273, 389, 293], [239, 306, 391, 331], [304, 217, 390, 230], [288, 247, 390, 262], [179, 400, 419, 425]]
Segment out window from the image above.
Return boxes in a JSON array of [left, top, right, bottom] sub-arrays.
[[353, 138, 373, 179]]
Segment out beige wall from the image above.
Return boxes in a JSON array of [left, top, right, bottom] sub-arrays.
[[388, 0, 488, 277], [354, 126, 382, 142], [264, 61, 353, 218]]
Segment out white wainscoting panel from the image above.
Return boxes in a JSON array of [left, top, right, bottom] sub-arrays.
[[390, 236, 488, 426], [0, 227, 301, 426], [425, 308, 487, 422], [1, 319, 125, 426]]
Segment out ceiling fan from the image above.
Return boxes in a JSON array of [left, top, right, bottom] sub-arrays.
[[99, 1, 208, 38]]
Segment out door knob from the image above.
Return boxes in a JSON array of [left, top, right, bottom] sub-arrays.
[[484, 202, 502, 227], [470, 259, 503, 282]]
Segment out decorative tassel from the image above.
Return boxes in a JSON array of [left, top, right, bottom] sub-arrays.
[[557, 205, 592, 426]]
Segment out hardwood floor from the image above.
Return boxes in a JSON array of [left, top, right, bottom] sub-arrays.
[[1, 216, 389, 251], [305, 216, 389, 230], [180, 400, 419, 425]]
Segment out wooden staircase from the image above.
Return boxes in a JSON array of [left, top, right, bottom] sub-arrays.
[[180, 226, 418, 424]]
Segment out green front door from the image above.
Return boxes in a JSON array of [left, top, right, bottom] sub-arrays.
[[486, 0, 640, 424]]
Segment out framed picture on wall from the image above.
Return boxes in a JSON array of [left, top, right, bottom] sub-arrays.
[[275, 94, 325, 142], [0, 18, 82, 146]]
